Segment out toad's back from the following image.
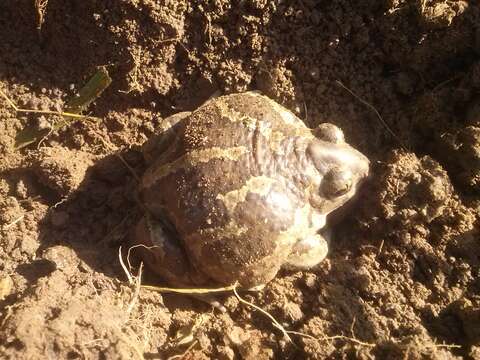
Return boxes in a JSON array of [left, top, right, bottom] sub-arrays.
[[139, 92, 317, 285]]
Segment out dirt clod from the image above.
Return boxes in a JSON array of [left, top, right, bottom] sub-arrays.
[[29, 147, 96, 197]]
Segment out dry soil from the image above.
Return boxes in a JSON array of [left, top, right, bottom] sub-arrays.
[[1, 1, 479, 359]]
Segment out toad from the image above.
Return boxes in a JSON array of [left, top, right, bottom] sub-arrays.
[[133, 92, 369, 290]]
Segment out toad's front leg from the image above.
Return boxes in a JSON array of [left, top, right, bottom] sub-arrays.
[[284, 229, 330, 270]]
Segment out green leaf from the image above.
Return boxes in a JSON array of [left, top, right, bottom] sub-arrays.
[[14, 126, 50, 150], [65, 66, 112, 114], [14, 67, 112, 150]]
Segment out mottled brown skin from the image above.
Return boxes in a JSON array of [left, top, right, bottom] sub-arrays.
[[134, 92, 370, 288]]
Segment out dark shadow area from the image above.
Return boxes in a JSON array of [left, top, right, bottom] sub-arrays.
[[422, 298, 480, 358], [16, 259, 57, 283], [24, 148, 217, 315], [32, 150, 141, 280]]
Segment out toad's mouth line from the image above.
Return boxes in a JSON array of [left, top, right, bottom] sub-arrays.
[[324, 193, 364, 228]]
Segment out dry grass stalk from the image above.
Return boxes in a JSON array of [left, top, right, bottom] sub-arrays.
[[286, 330, 375, 347], [0, 88, 95, 120], [336, 80, 406, 150], [2, 215, 25, 230], [121, 244, 239, 294], [120, 246, 461, 353], [232, 286, 294, 345], [141, 283, 238, 294]]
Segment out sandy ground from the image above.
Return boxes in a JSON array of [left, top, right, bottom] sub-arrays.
[[0, 1, 479, 359]]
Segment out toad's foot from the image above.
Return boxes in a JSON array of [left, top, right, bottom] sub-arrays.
[[284, 230, 330, 270]]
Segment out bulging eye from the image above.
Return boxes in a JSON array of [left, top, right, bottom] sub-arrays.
[[320, 166, 353, 198]]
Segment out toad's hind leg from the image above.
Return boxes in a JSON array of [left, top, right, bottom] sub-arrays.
[[284, 229, 331, 270], [132, 216, 226, 312], [132, 215, 197, 286]]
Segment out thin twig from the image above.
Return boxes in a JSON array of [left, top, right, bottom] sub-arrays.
[[287, 330, 461, 350], [81, 338, 106, 347], [303, 101, 309, 127], [124, 243, 237, 292], [126, 244, 159, 274], [141, 283, 238, 294], [115, 153, 141, 182], [0, 89, 18, 109], [350, 316, 357, 338], [53, 197, 68, 209], [119, 246, 134, 285], [424, 343, 461, 349], [159, 36, 180, 44], [378, 240, 384, 256], [99, 213, 132, 245], [119, 328, 145, 360], [127, 262, 144, 316], [336, 80, 406, 149], [2, 215, 25, 230], [285, 330, 375, 347], [36, 126, 54, 149], [431, 73, 463, 93], [233, 286, 294, 345]]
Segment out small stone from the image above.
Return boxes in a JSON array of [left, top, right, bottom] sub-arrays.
[[42, 246, 80, 274], [283, 301, 304, 323], [20, 235, 39, 256], [303, 273, 317, 288], [37, 116, 52, 130], [237, 330, 274, 360], [227, 326, 250, 346], [30, 147, 95, 197], [309, 67, 320, 80]]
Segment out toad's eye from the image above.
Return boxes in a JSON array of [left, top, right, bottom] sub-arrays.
[[320, 166, 353, 198]]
